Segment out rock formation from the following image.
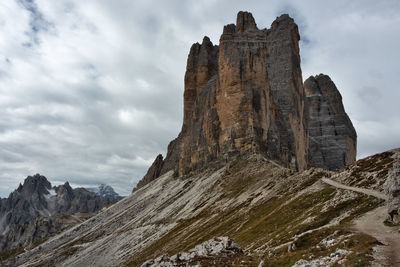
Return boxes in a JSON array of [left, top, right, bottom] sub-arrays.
[[0, 174, 119, 252], [135, 11, 356, 190], [86, 184, 124, 201], [304, 74, 357, 170], [384, 162, 400, 224], [141, 237, 249, 267], [134, 154, 164, 192]]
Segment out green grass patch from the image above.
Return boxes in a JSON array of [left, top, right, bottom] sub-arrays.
[[124, 156, 388, 266]]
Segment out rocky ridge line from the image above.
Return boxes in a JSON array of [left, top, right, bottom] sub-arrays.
[[0, 174, 119, 252]]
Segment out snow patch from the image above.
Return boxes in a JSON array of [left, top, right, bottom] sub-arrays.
[[44, 188, 57, 199], [48, 188, 56, 196]]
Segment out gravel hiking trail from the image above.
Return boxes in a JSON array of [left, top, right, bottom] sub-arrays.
[[322, 177, 400, 266], [321, 177, 387, 200]]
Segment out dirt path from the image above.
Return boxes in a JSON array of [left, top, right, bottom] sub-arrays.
[[322, 177, 400, 266], [321, 177, 387, 200], [354, 207, 400, 266]]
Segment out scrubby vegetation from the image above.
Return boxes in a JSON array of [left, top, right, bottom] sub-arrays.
[[126, 156, 386, 266]]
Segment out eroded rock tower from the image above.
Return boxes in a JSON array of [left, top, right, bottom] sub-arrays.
[[137, 11, 357, 189]]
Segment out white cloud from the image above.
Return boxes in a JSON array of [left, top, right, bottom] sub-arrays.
[[0, 0, 399, 196]]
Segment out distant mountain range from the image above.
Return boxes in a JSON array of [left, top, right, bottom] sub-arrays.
[[86, 184, 124, 201], [0, 174, 122, 254]]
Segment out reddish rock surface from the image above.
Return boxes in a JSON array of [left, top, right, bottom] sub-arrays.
[[135, 12, 357, 190]]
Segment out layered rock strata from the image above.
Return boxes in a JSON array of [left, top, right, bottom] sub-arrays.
[[304, 74, 357, 170], [136, 11, 356, 189]]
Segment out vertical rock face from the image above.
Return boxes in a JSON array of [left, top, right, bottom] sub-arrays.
[[176, 36, 220, 176], [135, 11, 357, 190], [266, 14, 308, 170], [216, 12, 305, 171], [304, 74, 357, 170]]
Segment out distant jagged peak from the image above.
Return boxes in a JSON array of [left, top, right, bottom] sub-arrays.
[[86, 183, 123, 200], [0, 174, 121, 252], [21, 173, 51, 195]]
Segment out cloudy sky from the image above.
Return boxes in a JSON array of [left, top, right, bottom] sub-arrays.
[[0, 0, 399, 197]]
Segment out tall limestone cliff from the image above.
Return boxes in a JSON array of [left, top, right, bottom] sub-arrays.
[[216, 12, 307, 171], [304, 74, 357, 170], [137, 11, 356, 189]]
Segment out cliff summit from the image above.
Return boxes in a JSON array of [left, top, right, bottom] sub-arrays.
[[137, 11, 356, 189]]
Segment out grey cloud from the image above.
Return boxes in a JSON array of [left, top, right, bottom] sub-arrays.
[[17, 0, 54, 44], [0, 0, 399, 197]]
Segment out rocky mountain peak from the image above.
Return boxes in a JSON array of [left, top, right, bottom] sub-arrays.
[[0, 174, 120, 252], [56, 181, 74, 199], [236, 11, 257, 32], [304, 74, 357, 170], [4, 174, 52, 215], [305, 74, 341, 95], [271, 14, 295, 27], [21, 173, 51, 195], [135, 11, 356, 190], [201, 36, 212, 45], [87, 184, 123, 201]]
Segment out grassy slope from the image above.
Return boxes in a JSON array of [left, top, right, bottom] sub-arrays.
[[126, 153, 391, 266]]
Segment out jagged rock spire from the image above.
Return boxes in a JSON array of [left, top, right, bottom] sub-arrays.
[[135, 11, 357, 190], [305, 74, 357, 170], [236, 11, 258, 32]]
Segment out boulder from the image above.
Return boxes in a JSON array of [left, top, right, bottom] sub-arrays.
[[384, 162, 400, 223]]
